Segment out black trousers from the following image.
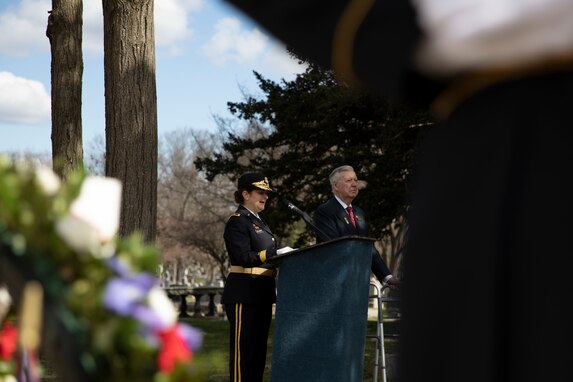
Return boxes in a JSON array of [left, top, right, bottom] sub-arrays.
[[226, 303, 272, 382], [400, 71, 573, 382]]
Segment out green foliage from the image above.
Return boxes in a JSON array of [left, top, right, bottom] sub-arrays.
[[195, 62, 432, 246]]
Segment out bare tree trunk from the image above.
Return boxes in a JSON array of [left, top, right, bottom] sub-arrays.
[[102, 0, 158, 242], [46, 0, 83, 181], [377, 215, 408, 278]]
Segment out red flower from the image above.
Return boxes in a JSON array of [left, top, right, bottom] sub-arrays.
[[0, 321, 18, 361], [157, 324, 192, 373]]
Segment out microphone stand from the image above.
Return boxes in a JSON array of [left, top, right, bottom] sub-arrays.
[[281, 198, 332, 241]]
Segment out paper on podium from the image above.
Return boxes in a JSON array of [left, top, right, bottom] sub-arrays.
[[277, 246, 296, 255]]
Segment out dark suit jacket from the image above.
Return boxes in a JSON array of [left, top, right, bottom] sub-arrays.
[[315, 198, 391, 281], [222, 205, 277, 305]]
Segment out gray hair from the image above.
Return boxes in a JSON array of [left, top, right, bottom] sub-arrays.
[[329, 165, 368, 191], [329, 165, 355, 186]]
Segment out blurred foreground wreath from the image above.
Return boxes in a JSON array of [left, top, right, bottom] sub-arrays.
[[0, 156, 207, 382]]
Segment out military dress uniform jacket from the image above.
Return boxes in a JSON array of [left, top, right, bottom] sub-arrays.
[[315, 198, 391, 281], [222, 205, 277, 305]]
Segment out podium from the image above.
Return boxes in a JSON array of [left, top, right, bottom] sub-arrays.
[[269, 237, 375, 382]]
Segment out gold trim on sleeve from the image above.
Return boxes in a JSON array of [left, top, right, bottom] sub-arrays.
[[430, 53, 573, 120], [332, 0, 375, 86], [259, 249, 267, 263]]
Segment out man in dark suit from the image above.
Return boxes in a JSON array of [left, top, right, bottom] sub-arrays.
[[315, 165, 399, 289]]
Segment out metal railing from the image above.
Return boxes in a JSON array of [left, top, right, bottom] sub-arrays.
[[367, 283, 400, 382]]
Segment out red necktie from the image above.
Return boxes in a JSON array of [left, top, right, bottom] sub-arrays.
[[346, 206, 356, 228]]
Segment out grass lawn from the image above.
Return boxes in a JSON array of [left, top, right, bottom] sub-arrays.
[[183, 317, 400, 382]]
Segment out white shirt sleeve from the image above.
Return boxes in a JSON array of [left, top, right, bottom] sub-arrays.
[[412, 0, 573, 75]]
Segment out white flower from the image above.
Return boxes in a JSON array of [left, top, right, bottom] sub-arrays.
[[147, 287, 177, 329], [0, 286, 12, 322], [69, 177, 122, 242], [55, 177, 122, 256], [34, 167, 61, 195], [55, 216, 101, 255]]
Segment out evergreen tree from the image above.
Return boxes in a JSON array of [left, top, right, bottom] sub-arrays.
[[196, 60, 431, 247]]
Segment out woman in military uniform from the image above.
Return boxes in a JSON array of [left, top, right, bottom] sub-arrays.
[[222, 172, 278, 382]]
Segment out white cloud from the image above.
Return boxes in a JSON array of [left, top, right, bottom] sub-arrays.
[[84, 0, 203, 56], [0, 71, 50, 124], [155, 0, 203, 54], [203, 17, 306, 78], [0, 0, 51, 57], [203, 17, 268, 66], [262, 43, 307, 78], [0, 0, 202, 57]]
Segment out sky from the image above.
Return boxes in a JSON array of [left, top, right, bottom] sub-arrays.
[[0, 0, 306, 154]]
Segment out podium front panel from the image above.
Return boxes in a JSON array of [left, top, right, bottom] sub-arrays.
[[271, 238, 372, 382]]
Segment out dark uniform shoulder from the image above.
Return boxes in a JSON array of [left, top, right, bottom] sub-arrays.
[[227, 212, 242, 221]]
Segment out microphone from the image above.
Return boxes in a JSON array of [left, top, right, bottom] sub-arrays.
[[281, 198, 331, 241], [282, 199, 312, 222]]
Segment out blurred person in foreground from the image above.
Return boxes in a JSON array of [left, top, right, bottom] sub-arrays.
[[222, 172, 278, 382], [222, 1, 573, 381], [315, 165, 399, 290]]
